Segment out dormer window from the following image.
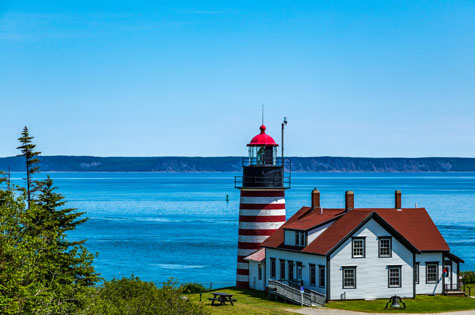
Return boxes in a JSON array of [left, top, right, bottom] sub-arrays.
[[295, 231, 306, 247]]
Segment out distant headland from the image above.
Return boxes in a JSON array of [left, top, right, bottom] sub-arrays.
[[2, 156, 475, 172]]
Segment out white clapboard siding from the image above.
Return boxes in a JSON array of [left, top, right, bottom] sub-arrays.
[[415, 252, 444, 295], [248, 261, 266, 291], [329, 218, 414, 300], [265, 248, 327, 296], [307, 221, 334, 244]]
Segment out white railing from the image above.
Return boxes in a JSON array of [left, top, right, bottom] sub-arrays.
[[268, 279, 326, 306]]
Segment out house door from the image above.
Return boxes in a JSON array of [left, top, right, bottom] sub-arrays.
[[297, 262, 303, 284], [444, 261, 453, 290]]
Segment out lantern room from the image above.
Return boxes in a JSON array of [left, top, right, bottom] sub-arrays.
[[235, 124, 290, 189], [247, 125, 279, 166]]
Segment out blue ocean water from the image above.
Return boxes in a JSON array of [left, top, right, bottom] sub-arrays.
[[10, 172, 475, 287]]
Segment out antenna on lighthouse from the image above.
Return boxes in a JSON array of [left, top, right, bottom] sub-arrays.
[[261, 104, 264, 125], [282, 116, 288, 161]]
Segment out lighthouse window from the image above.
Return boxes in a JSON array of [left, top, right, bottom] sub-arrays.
[[270, 258, 276, 279]]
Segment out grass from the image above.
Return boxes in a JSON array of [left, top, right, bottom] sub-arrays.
[[189, 287, 475, 314], [189, 284, 475, 315], [463, 283, 475, 297], [189, 287, 301, 315], [326, 294, 475, 313]]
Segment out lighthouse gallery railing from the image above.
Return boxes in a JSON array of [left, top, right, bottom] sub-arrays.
[[235, 158, 291, 189]]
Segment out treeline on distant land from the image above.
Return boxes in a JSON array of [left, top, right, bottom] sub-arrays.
[[0, 127, 207, 314], [2, 155, 475, 172]]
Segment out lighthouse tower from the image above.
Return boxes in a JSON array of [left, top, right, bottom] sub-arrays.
[[235, 124, 290, 288]]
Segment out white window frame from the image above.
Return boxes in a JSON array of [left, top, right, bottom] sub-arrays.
[[352, 237, 365, 258], [426, 262, 439, 284], [388, 265, 402, 288], [379, 237, 392, 258], [342, 266, 356, 289], [319, 265, 325, 288]]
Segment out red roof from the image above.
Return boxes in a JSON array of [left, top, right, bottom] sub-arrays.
[[244, 248, 266, 262], [283, 207, 344, 230], [262, 207, 450, 255], [302, 210, 373, 255], [247, 125, 278, 147]]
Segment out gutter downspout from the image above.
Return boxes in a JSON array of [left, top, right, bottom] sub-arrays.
[[442, 253, 446, 295], [413, 253, 416, 298], [326, 255, 330, 302], [265, 248, 268, 292]]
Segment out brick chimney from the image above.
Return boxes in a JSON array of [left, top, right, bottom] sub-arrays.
[[345, 191, 354, 211], [312, 188, 320, 210], [395, 190, 402, 209]]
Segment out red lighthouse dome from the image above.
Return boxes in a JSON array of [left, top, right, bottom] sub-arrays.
[[247, 125, 279, 147]]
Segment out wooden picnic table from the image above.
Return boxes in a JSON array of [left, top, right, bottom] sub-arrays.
[[208, 292, 236, 306]]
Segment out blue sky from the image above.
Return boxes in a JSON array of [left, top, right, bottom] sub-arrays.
[[1, 1, 474, 157]]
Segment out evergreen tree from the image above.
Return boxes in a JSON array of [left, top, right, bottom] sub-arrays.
[[35, 176, 99, 287], [16, 126, 42, 208], [0, 128, 99, 313]]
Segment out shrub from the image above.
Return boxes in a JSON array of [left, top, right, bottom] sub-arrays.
[[461, 271, 475, 284], [82, 276, 208, 315], [182, 283, 206, 294]]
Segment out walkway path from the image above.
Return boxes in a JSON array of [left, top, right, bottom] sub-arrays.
[[288, 307, 475, 315]]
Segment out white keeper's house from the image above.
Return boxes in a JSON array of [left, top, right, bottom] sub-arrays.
[[235, 123, 464, 304]]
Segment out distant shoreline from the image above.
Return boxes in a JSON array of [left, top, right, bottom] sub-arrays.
[[3, 156, 475, 172]]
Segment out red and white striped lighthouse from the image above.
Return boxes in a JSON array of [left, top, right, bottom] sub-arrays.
[[235, 124, 290, 288]]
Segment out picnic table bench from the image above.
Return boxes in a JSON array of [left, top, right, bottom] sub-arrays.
[[208, 292, 237, 306]]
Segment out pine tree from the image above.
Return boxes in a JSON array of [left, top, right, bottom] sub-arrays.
[[36, 176, 98, 287], [0, 128, 100, 313], [16, 126, 42, 208]]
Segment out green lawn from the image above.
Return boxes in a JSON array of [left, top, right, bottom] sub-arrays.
[[190, 288, 475, 314], [189, 287, 300, 315], [327, 295, 475, 313], [463, 283, 475, 297]]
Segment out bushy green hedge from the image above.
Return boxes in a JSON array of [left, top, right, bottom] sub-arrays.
[[461, 271, 475, 284], [181, 283, 207, 294], [81, 277, 208, 315]]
